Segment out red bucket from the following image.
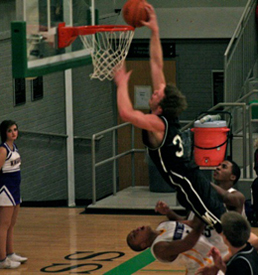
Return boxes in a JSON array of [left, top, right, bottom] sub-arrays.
[[191, 120, 229, 167]]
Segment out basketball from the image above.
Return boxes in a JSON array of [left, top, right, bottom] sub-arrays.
[[122, 0, 149, 28]]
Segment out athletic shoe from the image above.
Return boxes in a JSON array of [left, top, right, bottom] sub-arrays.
[[8, 253, 28, 263], [0, 257, 21, 269]]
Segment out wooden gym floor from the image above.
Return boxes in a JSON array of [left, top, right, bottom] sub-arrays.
[[2, 207, 258, 275]]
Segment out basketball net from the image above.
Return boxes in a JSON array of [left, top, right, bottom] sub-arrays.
[[79, 27, 134, 81]]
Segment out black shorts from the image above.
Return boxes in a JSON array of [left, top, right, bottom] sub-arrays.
[[173, 167, 226, 220]]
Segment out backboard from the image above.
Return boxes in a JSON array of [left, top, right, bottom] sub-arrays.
[[12, 0, 96, 78]]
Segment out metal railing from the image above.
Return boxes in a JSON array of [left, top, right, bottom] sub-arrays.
[[91, 122, 145, 205], [19, 130, 68, 138], [224, 0, 257, 102], [232, 90, 258, 179], [19, 130, 104, 142]]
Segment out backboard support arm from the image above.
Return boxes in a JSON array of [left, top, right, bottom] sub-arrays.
[[11, 21, 93, 79]]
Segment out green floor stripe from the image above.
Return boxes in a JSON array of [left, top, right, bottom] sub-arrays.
[[141, 269, 185, 273], [103, 249, 155, 275]]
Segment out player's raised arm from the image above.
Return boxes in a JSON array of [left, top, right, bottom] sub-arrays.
[[141, 4, 165, 91], [114, 64, 165, 132], [155, 200, 186, 221]]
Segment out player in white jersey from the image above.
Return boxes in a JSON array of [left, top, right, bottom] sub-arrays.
[[155, 199, 258, 275], [151, 221, 227, 275], [154, 201, 229, 274], [127, 214, 227, 275], [0, 120, 27, 269]]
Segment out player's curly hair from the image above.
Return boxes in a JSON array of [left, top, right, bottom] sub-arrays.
[[226, 159, 241, 185], [159, 83, 187, 120]]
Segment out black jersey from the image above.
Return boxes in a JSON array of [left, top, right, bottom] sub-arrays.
[[226, 243, 258, 275], [142, 116, 196, 178], [142, 114, 226, 233], [143, 116, 188, 164]]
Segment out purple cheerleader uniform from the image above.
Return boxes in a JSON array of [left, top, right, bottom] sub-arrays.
[[0, 143, 21, 206]]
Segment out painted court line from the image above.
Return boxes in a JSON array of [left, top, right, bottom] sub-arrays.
[[103, 249, 155, 275], [140, 269, 185, 273]]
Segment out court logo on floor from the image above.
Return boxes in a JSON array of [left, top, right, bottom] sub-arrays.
[[40, 251, 125, 273]]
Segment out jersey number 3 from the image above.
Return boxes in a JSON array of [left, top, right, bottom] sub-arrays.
[[173, 135, 184, 157]]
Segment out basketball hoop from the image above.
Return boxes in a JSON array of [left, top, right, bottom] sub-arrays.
[[58, 23, 135, 81]]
